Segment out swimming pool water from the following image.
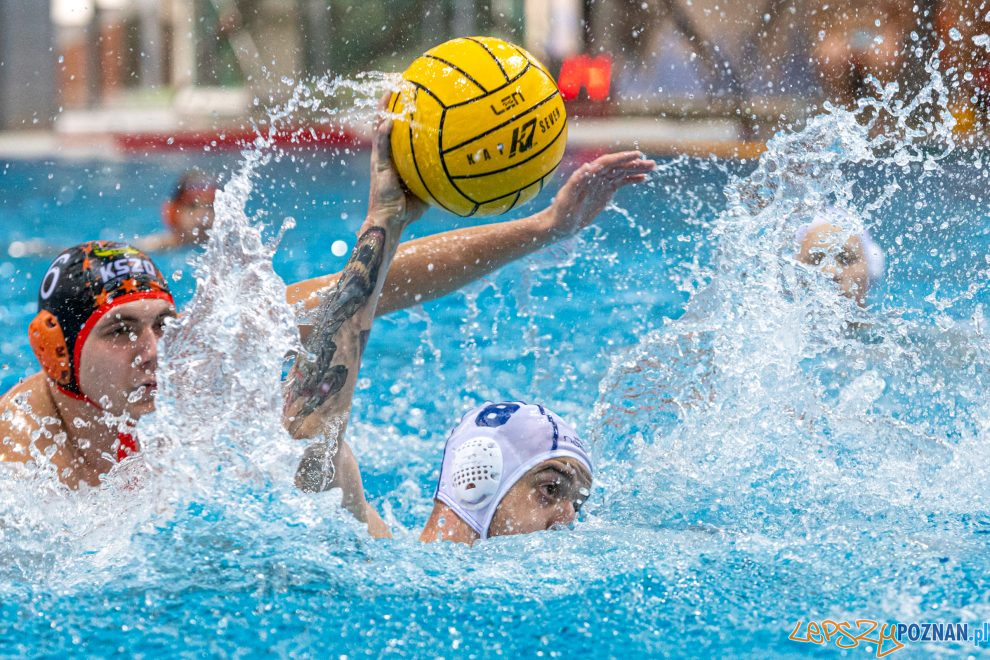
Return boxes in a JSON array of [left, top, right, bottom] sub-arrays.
[[2, 119, 990, 657]]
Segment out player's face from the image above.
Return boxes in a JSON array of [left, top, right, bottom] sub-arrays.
[[487, 457, 592, 537], [797, 224, 870, 305], [174, 190, 216, 242], [77, 299, 175, 419]]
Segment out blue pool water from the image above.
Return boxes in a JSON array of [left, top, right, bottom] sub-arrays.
[[3, 93, 990, 656]]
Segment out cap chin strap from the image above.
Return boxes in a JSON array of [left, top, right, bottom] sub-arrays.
[[48, 380, 139, 463], [116, 432, 138, 461], [52, 379, 107, 411]]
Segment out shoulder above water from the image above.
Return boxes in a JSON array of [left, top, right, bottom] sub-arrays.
[[0, 373, 60, 465]]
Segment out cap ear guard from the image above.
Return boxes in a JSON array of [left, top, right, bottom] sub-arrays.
[[435, 401, 595, 539], [860, 230, 885, 284], [450, 437, 503, 510], [28, 310, 72, 386]]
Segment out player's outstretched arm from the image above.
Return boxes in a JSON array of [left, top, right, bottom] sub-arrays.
[[286, 111, 425, 538], [285, 151, 655, 316]]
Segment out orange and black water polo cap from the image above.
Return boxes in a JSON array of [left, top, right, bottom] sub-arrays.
[[28, 241, 174, 398]]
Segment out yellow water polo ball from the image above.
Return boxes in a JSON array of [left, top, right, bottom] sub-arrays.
[[389, 36, 568, 217]]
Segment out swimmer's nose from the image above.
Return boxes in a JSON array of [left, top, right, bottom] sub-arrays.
[[548, 500, 577, 529], [134, 326, 159, 370], [822, 264, 841, 282]]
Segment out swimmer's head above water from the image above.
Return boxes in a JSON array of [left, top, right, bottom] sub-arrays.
[[795, 209, 884, 306], [162, 170, 217, 245], [29, 241, 175, 415], [420, 401, 593, 543]]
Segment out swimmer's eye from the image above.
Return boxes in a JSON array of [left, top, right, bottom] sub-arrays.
[[806, 251, 825, 266], [836, 249, 858, 266], [538, 481, 562, 502], [153, 316, 170, 335], [105, 324, 132, 338]]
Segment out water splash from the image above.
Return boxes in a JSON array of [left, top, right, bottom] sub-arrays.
[[0, 72, 406, 597], [134, 73, 414, 527], [4, 47, 990, 656], [591, 52, 990, 594]]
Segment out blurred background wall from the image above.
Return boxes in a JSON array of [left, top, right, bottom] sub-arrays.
[[0, 0, 984, 136], [0, 0, 56, 129]]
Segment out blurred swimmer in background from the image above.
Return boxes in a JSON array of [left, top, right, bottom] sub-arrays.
[[812, 0, 914, 107], [135, 170, 218, 252], [5, 170, 219, 259], [935, 0, 990, 132]]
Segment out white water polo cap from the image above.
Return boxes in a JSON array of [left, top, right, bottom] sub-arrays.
[[434, 401, 594, 539], [795, 207, 885, 284]]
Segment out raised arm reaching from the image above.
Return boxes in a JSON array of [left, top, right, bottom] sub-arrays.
[[285, 151, 655, 316], [286, 113, 424, 537]]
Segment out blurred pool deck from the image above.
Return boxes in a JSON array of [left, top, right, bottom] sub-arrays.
[[0, 107, 767, 161]]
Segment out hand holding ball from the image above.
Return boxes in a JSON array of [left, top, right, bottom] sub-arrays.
[[389, 37, 568, 217]]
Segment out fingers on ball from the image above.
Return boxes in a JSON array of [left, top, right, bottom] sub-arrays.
[[374, 120, 394, 166]]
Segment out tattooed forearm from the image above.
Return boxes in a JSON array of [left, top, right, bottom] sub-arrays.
[[284, 227, 386, 432]]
